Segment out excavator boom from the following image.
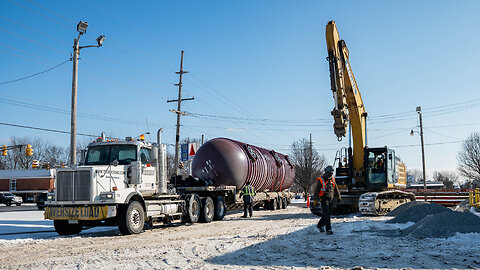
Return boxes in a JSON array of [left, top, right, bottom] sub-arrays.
[[326, 21, 367, 179]]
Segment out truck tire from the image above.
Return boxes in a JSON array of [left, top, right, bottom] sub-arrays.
[[183, 194, 200, 224], [200, 197, 214, 223], [54, 220, 83, 235], [213, 196, 226, 221], [269, 198, 278, 211], [5, 201, 11, 206], [16, 203, 21, 206], [263, 200, 270, 210], [118, 201, 145, 235], [281, 198, 287, 209], [278, 197, 284, 209]]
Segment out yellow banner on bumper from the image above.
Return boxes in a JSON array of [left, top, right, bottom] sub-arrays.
[[45, 205, 109, 220]]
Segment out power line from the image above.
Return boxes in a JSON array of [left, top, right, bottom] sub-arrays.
[[0, 59, 69, 85], [0, 121, 101, 138], [0, 97, 168, 127]]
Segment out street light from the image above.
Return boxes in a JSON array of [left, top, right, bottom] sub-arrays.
[[411, 106, 427, 190], [76, 21, 88, 34], [70, 21, 106, 166]]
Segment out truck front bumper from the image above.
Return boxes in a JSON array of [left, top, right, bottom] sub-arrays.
[[44, 205, 117, 220]]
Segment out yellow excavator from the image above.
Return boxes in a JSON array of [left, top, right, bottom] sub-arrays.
[[323, 21, 415, 215]]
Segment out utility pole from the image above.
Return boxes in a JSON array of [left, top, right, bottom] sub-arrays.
[[69, 21, 105, 166], [167, 50, 194, 176], [70, 34, 80, 166], [416, 106, 427, 190]]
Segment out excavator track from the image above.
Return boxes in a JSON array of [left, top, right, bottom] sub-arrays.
[[358, 190, 416, 215]]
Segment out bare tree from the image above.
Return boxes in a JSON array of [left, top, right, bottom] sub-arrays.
[[1, 137, 69, 169], [290, 138, 326, 200], [45, 145, 68, 167], [407, 169, 424, 182], [457, 132, 480, 180], [3, 137, 47, 169], [432, 171, 459, 189]]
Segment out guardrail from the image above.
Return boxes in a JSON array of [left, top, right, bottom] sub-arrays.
[[404, 189, 470, 207]]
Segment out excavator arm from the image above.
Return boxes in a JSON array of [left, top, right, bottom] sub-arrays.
[[326, 21, 367, 175]]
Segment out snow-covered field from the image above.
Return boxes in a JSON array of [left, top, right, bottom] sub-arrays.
[[0, 203, 479, 269]]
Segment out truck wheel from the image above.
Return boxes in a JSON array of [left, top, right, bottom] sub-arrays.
[[5, 201, 11, 206], [200, 197, 214, 223], [183, 194, 200, 224], [16, 203, 21, 206], [213, 196, 226, 221], [270, 198, 278, 211], [118, 201, 145, 235], [263, 200, 270, 210], [54, 220, 83, 235], [278, 197, 284, 209], [281, 198, 287, 209]]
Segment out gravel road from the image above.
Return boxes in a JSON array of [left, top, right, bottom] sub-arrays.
[[1, 205, 478, 269]]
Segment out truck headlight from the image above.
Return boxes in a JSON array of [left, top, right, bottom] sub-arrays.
[[47, 194, 54, 201], [100, 192, 115, 200]]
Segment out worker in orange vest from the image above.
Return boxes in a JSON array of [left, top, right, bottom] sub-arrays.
[[314, 165, 341, 234]]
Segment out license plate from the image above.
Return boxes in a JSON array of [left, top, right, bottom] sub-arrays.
[[44, 205, 109, 220]]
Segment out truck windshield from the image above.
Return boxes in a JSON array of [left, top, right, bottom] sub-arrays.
[[85, 145, 137, 165]]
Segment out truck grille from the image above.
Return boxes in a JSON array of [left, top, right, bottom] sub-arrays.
[[57, 170, 92, 202]]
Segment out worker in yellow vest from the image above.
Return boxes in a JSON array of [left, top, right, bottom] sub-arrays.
[[314, 165, 341, 234], [240, 181, 256, 218]]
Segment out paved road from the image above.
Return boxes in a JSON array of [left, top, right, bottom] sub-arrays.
[[0, 204, 39, 212]]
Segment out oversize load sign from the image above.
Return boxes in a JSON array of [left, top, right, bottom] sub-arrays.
[[45, 205, 108, 220]]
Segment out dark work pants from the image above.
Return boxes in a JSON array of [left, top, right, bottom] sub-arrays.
[[243, 201, 253, 217], [317, 198, 334, 231]]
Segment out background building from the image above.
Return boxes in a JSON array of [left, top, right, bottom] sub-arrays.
[[0, 169, 54, 202]]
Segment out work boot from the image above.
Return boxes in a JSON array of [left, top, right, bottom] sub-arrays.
[[241, 215, 247, 218], [317, 224, 325, 232], [326, 230, 333, 235]]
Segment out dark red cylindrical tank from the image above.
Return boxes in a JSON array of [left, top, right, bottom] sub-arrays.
[[191, 138, 295, 192]]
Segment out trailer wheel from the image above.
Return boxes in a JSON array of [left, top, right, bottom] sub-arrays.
[[269, 198, 278, 211], [213, 196, 226, 221], [200, 197, 214, 223], [54, 220, 83, 235], [278, 197, 284, 209], [118, 201, 145, 235], [183, 194, 201, 224], [263, 200, 270, 210], [281, 198, 287, 209]]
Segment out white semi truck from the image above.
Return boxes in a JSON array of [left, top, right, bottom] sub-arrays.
[[44, 129, 293, 235]]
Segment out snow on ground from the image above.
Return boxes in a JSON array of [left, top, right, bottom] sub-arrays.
[[1, 204, 479, 269], [0, 207, 115, 243]]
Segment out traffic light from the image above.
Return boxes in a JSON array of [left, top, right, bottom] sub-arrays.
[[32, 160, 39, 169], [25, 144, 33, 156], [2, 145, 7, 156]]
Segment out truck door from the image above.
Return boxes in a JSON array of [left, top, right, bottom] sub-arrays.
[[140, 147, 156, 194]]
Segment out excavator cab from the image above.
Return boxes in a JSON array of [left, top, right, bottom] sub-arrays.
[[364, 147, 396, 189]]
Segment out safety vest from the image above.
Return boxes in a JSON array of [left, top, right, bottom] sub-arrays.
[[242, 185, 255, 196], [316, 176, 336, 197]]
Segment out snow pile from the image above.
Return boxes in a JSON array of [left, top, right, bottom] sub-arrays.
[[386, 202, 480, 238], [400, 210, 480, 238], [386, 202, 450, 223]]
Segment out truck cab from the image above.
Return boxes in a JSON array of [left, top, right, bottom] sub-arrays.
[[45, 134, 173, 235]]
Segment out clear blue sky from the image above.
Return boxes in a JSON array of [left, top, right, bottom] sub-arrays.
[[1, 0, 479, 180]]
